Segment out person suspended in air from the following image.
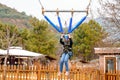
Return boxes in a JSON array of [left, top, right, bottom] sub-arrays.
[[58, 33, 73, 76], [38, 0, 91, 77]]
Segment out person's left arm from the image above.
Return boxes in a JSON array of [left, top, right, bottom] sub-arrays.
[[68, 34, 73, 46], [69, 38, 73, 46]]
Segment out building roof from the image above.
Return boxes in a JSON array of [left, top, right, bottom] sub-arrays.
[[0, 49, 6, 55], [0, 47, 44, 57], [94, 47, 120, 54]]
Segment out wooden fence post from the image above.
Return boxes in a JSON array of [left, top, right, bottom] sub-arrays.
[[37, 70, 40, 80], [15, 69, 19, 80]]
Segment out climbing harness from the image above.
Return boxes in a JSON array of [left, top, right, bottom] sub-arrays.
[[38, 0, 91, 33]]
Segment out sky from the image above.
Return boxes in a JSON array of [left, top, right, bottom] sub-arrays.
[[0, 0, 100, 27]]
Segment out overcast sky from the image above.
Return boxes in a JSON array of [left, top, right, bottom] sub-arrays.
[[0, 0, 100, 27]]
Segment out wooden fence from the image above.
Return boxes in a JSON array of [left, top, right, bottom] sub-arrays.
[[105, 71, 120, 80], [0, 65, 120, 80]]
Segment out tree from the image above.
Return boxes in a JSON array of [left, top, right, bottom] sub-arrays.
[[0, 22, 20, 80], [0, 23, 20, 49], [98, 0, 120, 28], [98, 0, 120, 44], [27, 18, 57, 57], [73, 20, 107, 61], [19, 28, 31, 49]]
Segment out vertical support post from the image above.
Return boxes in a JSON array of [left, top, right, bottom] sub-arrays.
[[37, 70, 40, 80], [16, 69, 19, 80]]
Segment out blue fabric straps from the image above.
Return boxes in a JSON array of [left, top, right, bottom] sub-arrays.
[[68, 16, 87, 33], [44, 15, 87, 33], [44, 15, 62, 33]]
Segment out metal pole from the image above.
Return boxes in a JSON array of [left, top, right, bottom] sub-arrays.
[[44, 10, 87, 13]]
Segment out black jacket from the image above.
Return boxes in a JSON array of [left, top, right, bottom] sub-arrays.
[[60, 38, 73, 52]]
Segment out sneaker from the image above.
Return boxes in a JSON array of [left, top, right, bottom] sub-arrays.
[[58, 72, 62, 76], [65, 71, 69, 76]]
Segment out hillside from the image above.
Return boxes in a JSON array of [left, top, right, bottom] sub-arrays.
[[0, 3, 33, 28], [1, 3, 119, 44], [95, 17, 120, 43]]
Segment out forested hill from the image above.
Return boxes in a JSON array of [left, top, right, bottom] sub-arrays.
[[0, 3, 33, 28]]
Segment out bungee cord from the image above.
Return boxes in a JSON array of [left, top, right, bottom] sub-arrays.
[[38, 0, 92, 33]]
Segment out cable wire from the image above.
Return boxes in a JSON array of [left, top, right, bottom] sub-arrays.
[[86, 0, 92, 15], [38, 0, 44, 9]]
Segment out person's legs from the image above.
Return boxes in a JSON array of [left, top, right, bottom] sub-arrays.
[[59, 53, 66, 73], [68, 51, 73, 59], [64, 53, 70, 72]]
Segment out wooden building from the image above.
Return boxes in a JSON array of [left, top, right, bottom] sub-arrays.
[[94, 47, 120, 73]]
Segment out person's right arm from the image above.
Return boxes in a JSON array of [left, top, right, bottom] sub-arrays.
[[60, 34, 64, 45]]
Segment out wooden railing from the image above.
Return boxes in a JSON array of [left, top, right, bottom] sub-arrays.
[[0, 65, 120, 80], [105, 70, 120, 80]]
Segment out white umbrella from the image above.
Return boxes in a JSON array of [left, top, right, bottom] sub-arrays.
[[0, 49, 6, 55], [0, 47, 44, 57]]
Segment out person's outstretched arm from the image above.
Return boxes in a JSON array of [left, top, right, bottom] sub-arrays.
[[60, 34, 64, 45], [68, 34, 73, 46]]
